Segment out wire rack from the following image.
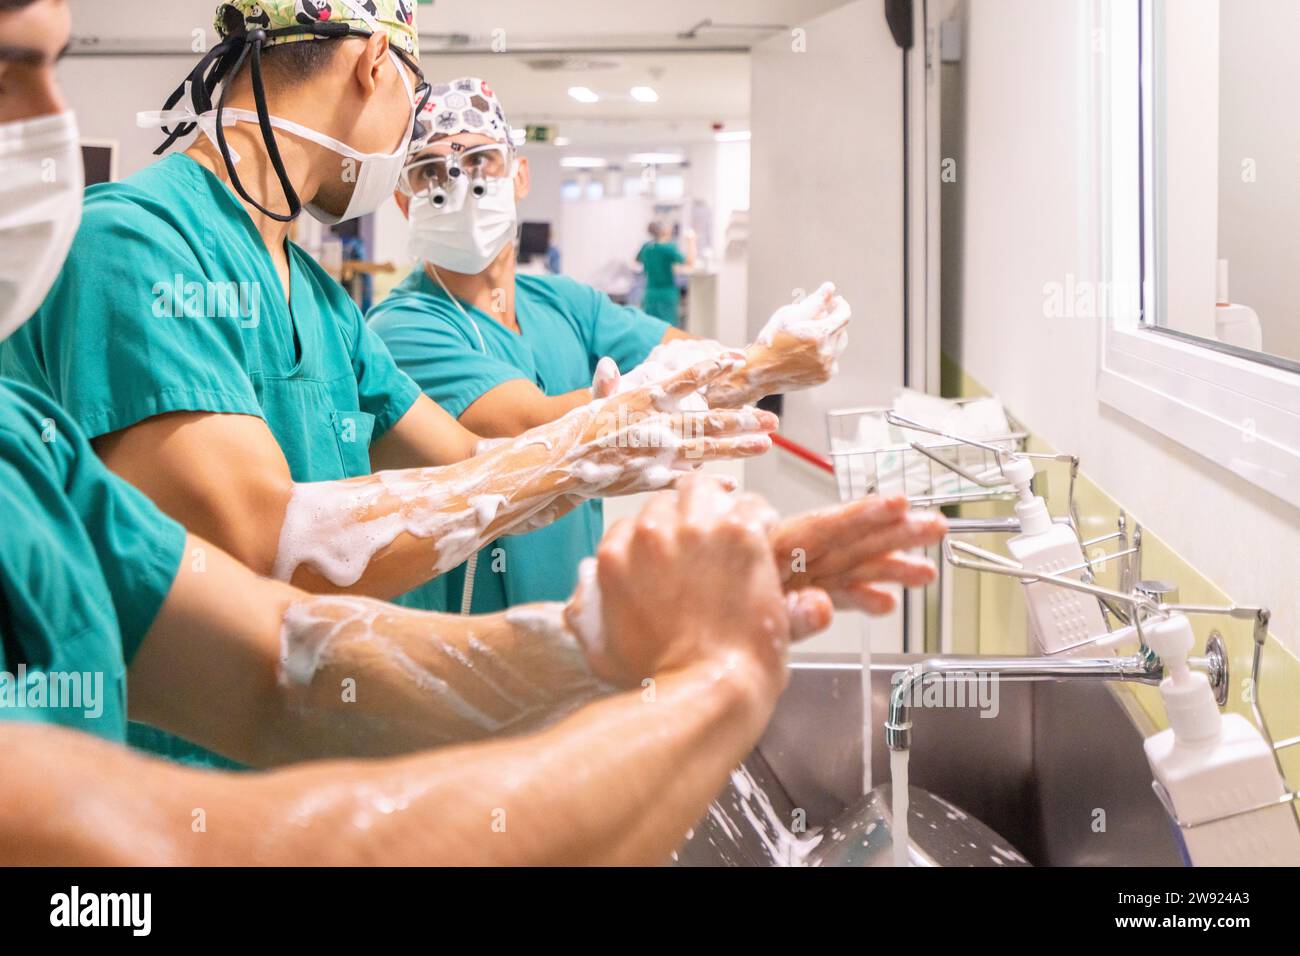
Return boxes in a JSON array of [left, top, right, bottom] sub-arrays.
[[943, 540, 1300, 847], [825, 403, 1028, 507]]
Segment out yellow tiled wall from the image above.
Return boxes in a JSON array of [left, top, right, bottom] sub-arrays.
[[944, 360, 1300, 785]]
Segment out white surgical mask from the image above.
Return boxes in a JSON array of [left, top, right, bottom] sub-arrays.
[[138, 51, 417, 225], [303, 52, 417, 225], [407, 166, 518, 274], [0, 111, 84, 341]]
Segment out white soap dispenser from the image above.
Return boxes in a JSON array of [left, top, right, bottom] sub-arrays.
[[1002, 457, 1108, 654], [1214, 259, 1263, 352], [1143, 614, 1300, 866]]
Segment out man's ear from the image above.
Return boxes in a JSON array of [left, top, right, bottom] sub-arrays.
[[514, 155, 532, 202], [395, 189, 411, 218], [353, 32, 391, 96]]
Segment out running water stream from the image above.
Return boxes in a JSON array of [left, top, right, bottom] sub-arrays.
[[890, 749, 910, 867], [860, 621, 873, 794], [864, 617, 910, 866]]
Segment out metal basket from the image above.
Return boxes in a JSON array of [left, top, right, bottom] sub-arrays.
[[825, 402, 1029, 507]]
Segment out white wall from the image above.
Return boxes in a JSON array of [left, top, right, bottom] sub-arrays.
[[1159, 0, 1219, 339], [60, 55, 201, 180], [559, 195, 656, 288], [950, 0, 1300, 651], [748, 0, 907, 653], [749, 0, 905, 452], [1217, 0, 1300, 361], [517, 145, 565, 246]]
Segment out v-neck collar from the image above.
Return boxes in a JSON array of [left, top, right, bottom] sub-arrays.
[[177, 153, 306, 371], [421, 269, 525, 340]]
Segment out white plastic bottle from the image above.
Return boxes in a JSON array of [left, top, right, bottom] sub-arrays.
[[1214, 259, 1263, 351], [1002, 457, 1107, 654], [1143, 614, 1300, 867]]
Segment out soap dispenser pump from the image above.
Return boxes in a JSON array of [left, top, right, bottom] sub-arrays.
[[1002, 457, 1108, 654], [1142, 614, 1300, 866]]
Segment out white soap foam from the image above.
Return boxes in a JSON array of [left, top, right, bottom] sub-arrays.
[[727, 764, 823, 867], [278, 596, 506, 732], [567, 558, 605, 661], [272, 381, 755, 588], [277, 596, 602, 744]]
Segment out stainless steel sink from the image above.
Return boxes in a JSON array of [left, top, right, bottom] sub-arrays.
[[675, 653, 1184, 866]]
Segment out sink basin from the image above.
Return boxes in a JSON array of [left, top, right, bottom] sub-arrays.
[[674, 653, 1183, 866]]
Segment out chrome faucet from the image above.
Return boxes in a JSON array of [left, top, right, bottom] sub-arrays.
[[886, 538, 1247, 754], [884, 649, 1165, 752]]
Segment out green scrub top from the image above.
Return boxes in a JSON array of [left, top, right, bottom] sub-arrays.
[[0, 379, 185, 743], [0, 153, 423, 766], [367, 270, 669, 614], [636, 242, 686, 326]]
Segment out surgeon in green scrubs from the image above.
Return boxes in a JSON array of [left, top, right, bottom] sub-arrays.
[[370, 77, 855, 617], [637, 221, 696, 327], [0, 0, 438, 766], [369, 78, 675, 612], [0, 2, 779, 767]]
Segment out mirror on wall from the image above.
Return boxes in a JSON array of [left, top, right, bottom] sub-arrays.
[[1147, 0, 1300, 370]]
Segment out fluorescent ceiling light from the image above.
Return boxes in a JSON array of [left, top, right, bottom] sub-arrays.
[[561, 156, 608, 169], [568, 86, 600, 103], [630, 86, 659, 103], [714, 130, 752, 143], [553, 136, 571, 147], [628, 152, 684, 166]]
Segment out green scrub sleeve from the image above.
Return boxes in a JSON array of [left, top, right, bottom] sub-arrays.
[[9, 386, 186, 662], [348, 312, 423, 438], [8, 195, 264, 440], [67, 447, 188, 663], [369, 303, 530, 419], [573, 278, 671, 373]]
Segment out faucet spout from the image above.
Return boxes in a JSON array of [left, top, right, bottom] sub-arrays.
[[884, 650, 1163, 752]]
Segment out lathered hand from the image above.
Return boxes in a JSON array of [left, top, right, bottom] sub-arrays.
[[707, 282, 851, 407], [612, 283, 851, 410]]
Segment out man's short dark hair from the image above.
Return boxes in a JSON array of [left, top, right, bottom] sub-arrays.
[[217, 5, 341, 86]]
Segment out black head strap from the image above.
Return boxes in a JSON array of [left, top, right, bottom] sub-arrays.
[[152, 21, 369, 222], [213, 31, 302, 222]]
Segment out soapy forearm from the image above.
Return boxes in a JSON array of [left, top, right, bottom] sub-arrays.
[[706, 334, 836, 407], [274, 360, 775, 598], [274, 430, 587, 598], [0, 658, 767, 866], [706, 282, 851, 405], [250, 594, 604, 765], [241, 655, 771, 865], [621, 283, 851, 408]]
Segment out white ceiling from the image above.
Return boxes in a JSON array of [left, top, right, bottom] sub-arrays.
[[418, 0, 849, 48], [423, 52, 751, 149], [69, 0, 850, 49], [68, 0, 847, 151]]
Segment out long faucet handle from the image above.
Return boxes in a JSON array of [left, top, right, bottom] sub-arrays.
[[944, 538, 1157, 613], [884, 411, 1014, 458]]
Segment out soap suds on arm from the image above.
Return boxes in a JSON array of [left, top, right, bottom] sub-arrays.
[[266, 594, 607, 763], [272, 358, 773, 593]]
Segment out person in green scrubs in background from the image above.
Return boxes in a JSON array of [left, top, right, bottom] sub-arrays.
[[637, 220, 696, 327], [0, 0, 948, 865], [369, 77, 676, 613], [370, 77, 857, 617], [0, 1, 777, 767]]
